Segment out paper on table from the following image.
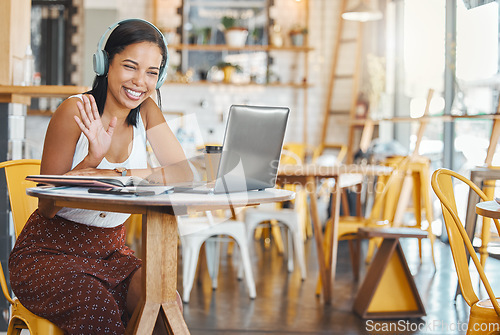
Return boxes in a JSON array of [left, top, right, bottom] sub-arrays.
[[33, 185, 172, 196], [26, 174, 149, 188]]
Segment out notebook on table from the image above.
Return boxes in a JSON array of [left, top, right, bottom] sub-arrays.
[[174, 104, 290, 194]]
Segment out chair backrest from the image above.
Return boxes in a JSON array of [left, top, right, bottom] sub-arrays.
[[0, 159, 41, 238], [280, 149, 302, 166], [312, 143, 347, 165], [366, 156, 410, 222], [431, 168, 500, 316], [281, 142, 306, 166]]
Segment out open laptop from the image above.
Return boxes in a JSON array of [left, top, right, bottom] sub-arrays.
[[174, 104, 290, 194]]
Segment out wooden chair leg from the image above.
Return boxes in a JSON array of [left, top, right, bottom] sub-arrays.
[[270, 220, 285, 254], [315, 217, 332, 296], [254, 226, 264, 240], [348, 238, 360, 281], [227, 241, 235, 256], [196, 245, 207, 286], [341, 189, 350, 216], [412, 170, 424, 263], [355, 183, 363, 217], [420, 162, 436, 268], [365, 237, 382, 264]]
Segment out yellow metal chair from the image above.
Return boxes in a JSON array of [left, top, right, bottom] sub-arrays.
[[0, 159, 63, 335], [432, 168, 500, 335]]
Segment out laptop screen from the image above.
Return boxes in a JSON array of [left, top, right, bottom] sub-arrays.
[[213, 104, 290, 194]]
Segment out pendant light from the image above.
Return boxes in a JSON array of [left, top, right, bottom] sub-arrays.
[[342, 0, 383, 22]]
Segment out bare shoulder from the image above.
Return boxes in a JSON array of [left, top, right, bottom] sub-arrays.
[[140, 97, 165, 130], [41, 94, 87, 174], [47, 95, 84, 138], [52, 95, 83, 119]]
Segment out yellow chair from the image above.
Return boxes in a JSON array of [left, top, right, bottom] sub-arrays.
[[312, 142, 365, 225], [431, 168, 500, 335], [315, 156, 408, 294], [0, 159, 64, 335], [312, 143, 348, 165], [382, 155, 436, 268]]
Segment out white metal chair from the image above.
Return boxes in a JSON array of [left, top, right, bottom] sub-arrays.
[[241, 147, 308, 280], [178, 211, 256, 303], [243, 206, 307, 279]]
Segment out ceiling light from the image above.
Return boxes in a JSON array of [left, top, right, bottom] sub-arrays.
[[342, 0, 383, 22]]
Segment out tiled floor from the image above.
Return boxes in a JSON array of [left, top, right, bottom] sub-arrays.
[[3, 231, 500, 334]]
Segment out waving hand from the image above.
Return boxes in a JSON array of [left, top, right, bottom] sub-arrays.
[[73, 94, 117, 166]]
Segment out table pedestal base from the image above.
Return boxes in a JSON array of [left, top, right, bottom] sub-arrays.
[[126, 209, 190, 335], [353, 229, 426, 319]]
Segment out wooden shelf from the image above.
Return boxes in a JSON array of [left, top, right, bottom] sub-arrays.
[[345, 114, 500, 125], [168, 44, 313, 52], [164, 80, 311, 88], [0, 85, 89, 104]]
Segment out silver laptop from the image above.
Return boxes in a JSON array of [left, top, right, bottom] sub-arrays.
[[175, 104, 290, 194]]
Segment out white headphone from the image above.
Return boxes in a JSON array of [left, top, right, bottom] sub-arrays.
[[93, 18, 169, 89]]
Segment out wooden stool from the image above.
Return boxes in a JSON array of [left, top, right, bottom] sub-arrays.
[[353, 227, 427, 319]]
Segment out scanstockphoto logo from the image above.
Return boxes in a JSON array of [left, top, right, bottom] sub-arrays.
[[365, 319, 500, 334]]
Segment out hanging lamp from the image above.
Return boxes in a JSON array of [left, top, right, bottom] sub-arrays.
[[342, 0, 383, 22]]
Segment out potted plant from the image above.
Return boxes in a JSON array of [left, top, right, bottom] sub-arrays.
[[221, 16, 248, 47], [216, 61, 242, 83], [289, 25, 308, 46]]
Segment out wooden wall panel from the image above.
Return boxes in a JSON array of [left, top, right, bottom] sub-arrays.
[[0, 0, 31, 85]]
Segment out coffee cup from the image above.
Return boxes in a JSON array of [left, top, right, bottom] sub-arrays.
[[204, 145, 222, 182]]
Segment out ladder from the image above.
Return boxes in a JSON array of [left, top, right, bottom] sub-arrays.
[[319, 0, 365, 164]]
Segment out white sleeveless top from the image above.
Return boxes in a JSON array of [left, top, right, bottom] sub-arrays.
[[57, 94, 148, 228]]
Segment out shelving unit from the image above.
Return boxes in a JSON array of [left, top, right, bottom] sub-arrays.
[[163, 80, 311, 88], [0, 85, 89, 104], [168, 44, 313, 52], [154, 0, 312, 144]]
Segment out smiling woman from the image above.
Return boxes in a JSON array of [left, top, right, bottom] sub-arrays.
[[8, 19, 191, 335], [107, 42, 163, 109]]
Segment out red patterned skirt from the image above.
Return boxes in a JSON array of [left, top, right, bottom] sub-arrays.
[[9, 210, 142, 334]]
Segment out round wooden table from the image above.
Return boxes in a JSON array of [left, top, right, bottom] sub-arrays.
[[27, 187, 294, 335]]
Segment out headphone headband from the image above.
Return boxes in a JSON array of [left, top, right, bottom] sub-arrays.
[[93, 18, 169, 89]]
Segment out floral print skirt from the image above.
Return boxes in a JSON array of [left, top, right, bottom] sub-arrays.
[[9, 210, 142, 334]]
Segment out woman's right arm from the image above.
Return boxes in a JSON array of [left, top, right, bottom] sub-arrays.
[[38, 98, 83, 218]]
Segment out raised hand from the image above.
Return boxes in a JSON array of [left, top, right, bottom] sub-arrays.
[[73, 94, 117, 166]]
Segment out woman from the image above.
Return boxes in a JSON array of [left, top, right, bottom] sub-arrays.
[[9, 19, 192, 334]]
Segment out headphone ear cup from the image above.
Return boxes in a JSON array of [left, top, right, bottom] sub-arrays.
[[93, 50, 108, 76], [155, 46, 169, 89], [156, 67, 167, 89]]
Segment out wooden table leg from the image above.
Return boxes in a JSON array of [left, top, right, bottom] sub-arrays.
[[126, 208, 190, 335], [308, 176, 341, 304], [307, 177, 329, 303], [327, 177, 341, 294]]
